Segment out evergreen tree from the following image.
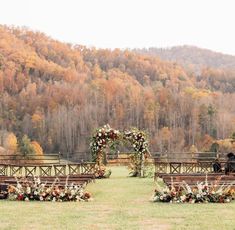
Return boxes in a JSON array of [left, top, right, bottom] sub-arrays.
[[19, 135, 35, 156]]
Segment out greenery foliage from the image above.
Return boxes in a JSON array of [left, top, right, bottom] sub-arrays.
[[232, 132, 235, 139], [18, 135, 35, 156]]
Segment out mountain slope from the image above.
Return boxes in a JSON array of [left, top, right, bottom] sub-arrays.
[[134, 45, 235, 72]]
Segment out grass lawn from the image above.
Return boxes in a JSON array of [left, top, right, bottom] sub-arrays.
[[1, 166, 235, 230]]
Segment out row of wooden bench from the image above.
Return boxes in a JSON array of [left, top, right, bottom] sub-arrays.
[[0, 174, 94, 185], [156, 173, 235, 190], [0, 174, 95, 199]]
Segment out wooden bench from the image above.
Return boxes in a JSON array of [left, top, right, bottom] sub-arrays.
[[0, 175, 94, 182], [0, 174, 95, 192], [3, 180, 86, 188], [157, 173, 235, 190]]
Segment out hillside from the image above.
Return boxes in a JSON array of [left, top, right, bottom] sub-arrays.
[[134, 45, 235, 72], [0, 25, 235, 158], [134, 46, 235, 93]]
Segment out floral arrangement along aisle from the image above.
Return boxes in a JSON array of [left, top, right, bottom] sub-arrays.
[[94, 165, 112, 179], [7, 176, 92, 202], [90, 124, 150, 177], [152, 176, 235, 203]]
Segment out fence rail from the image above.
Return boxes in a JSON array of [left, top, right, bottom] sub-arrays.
[[0, 154, 60, 165], [153, 152, 231, 176], [0, 162, 96, 177], [154, 160, 231, 177]]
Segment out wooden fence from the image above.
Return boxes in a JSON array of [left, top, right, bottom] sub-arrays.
[[0, 154, 60, 165], [0, 162, 96, 177], [154, 161, 228, 175], [154, 152, 229, 176]]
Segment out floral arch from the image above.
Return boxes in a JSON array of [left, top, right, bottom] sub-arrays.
[[90, 124, 150, 177]]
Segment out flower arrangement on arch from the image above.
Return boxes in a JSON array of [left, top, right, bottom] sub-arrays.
[[90, 124, 120, 178], [152, 176, 235, 203], [90, 124, 150, 178], [124, 128, 150, 177], [90, 124, 120, 164], [7, 176, 92, 202]]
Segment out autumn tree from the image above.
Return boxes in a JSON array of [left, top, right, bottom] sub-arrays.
[[31, 141, 43, 155], [18, 135, 35, 156], [3, 132, 18, 153]]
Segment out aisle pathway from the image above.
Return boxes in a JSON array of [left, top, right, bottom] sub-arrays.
[[84, 166, 167, 229]]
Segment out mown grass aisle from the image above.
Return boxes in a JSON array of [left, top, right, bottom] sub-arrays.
[[1, 166, 235, 230]]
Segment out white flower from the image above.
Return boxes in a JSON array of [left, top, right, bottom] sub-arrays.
[[17, 183, 22, 189], [153, 196, 159, 202], [26, 187, 31, 194], [36, 177, 41, 184]]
